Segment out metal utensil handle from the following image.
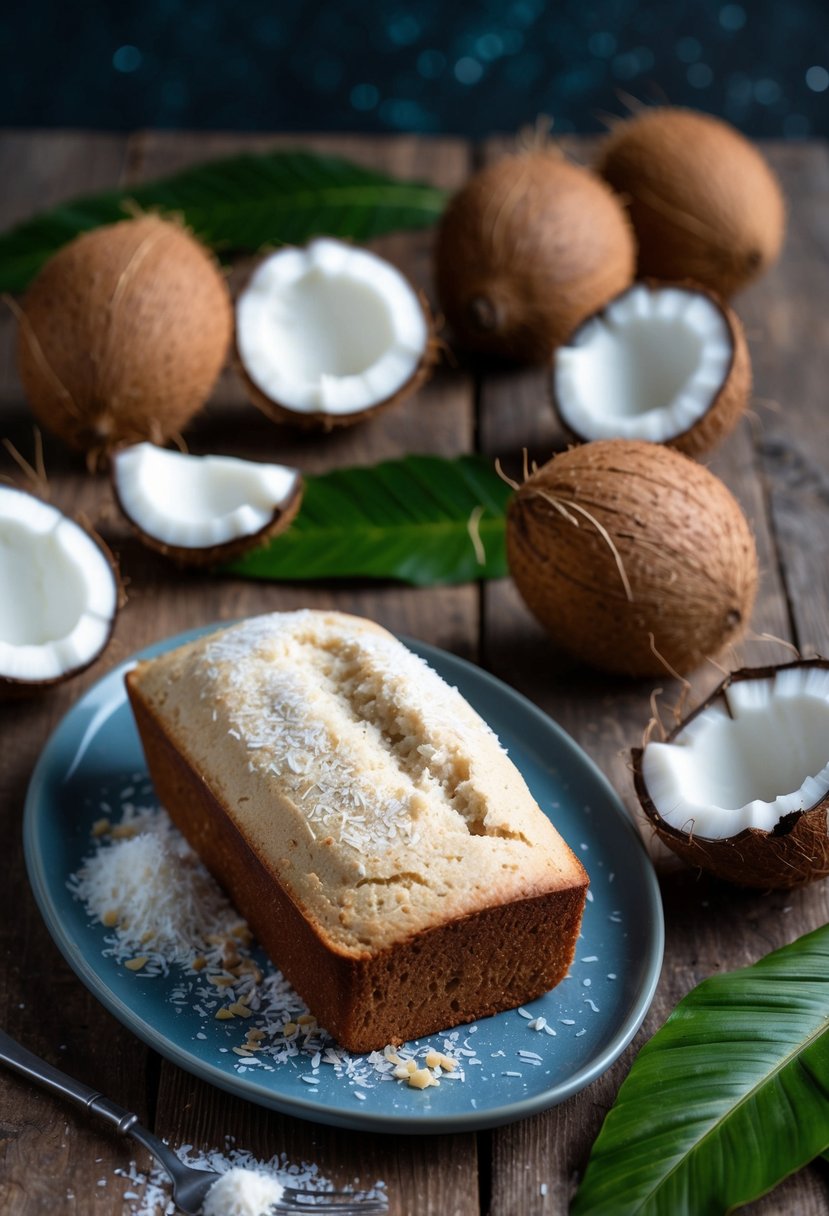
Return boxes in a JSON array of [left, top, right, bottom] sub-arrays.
[[0, 1026, 138, 1133]]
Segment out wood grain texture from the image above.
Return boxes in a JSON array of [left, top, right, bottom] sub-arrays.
[[0, 129, 162, 1216], [0, 129, 827, 1216]]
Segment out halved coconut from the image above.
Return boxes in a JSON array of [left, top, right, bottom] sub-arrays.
[[235, 238, 434, 430], [634, 660, 829, 889], [111, 443, 303, 567], [552, 283, 751, 457], [0, 485, 119, 692]]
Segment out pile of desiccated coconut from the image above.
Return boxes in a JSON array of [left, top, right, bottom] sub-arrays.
[[68, 796, 470, 1095], [69, 786, 618, 1103], [84, 1139, 385, 1216]]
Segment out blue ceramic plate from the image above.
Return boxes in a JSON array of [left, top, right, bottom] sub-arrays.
[[23, 625, 663, 1133]]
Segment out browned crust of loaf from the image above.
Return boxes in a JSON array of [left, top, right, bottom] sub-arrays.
[[633, 659, 829, 890], [234, 299, 438, 433], [126, 674, 588, 1052], [111, 466, 304, 568], [550, 280, 752, 459]]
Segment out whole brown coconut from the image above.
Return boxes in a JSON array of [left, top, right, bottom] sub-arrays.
[[435, 150, 636, 363], [633, 661, 829, 889], [17, 216, 233, 464], [596, 107, 785, 297], [507, 440, 758, 677]]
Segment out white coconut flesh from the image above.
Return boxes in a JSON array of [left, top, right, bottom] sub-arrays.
[[554, 285, 733, 442], [0, 486, 117, 682], [112, 443, 300, 550], [642, 667, 829, 839], [236, 238, 428, 416]]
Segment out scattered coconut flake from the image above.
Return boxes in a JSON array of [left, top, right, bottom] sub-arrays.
[[68, 806, 239, 972], [111, 1140, 384, 1216], [202, 1167, 284, 1216], [69, 802, 466, 1100]]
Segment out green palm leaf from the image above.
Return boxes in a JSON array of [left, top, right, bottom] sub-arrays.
[[224, 454, 511, 587], [0, 150, 449, 293], [572, 923, 829, 1215]]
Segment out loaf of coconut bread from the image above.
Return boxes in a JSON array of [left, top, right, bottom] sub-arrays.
[[125, 610, 588, 1051]]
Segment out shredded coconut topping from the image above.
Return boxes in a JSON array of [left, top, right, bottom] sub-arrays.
[[195, 611, 509, 855]]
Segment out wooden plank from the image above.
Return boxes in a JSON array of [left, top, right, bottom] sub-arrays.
[[126, 131, 480, 1216], [0, 129, 159, 1216], [739, 143, 829, 656], [477, 136, 828, 1215]]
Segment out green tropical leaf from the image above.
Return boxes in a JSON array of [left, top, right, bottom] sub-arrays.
[[223, 454, 511, 587], [572, 923, 829, 1216], [0, 149, 449, 293]]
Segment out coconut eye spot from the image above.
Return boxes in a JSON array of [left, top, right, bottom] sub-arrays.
[[0, 488, 116, 683], [642, 667, 829, 838], [236, 239, 428, 417], [554, 285, 733, 443]]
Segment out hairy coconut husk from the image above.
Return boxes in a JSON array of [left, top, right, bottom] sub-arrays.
[[634, 660, 829, 889], [435, 150, 636, 363], [506, 439, 758, 677], [596, 108, 785, 298], [17, 216, 233, 464], [551, 281, 752, 459]]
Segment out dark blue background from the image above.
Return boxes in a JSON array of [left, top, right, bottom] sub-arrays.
[[5, 1, 828, 137]]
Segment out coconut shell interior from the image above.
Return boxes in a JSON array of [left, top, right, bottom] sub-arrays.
[[235, 333, 437, 433], [113, 470, 304, 569], [233, 243, 436, 431], [634, 660, 829, 889], [551, 280, 752, 458], [0, 487, 120, 695]]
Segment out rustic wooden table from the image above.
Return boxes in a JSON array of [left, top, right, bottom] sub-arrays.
[[0, 129, 828, 1216]]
